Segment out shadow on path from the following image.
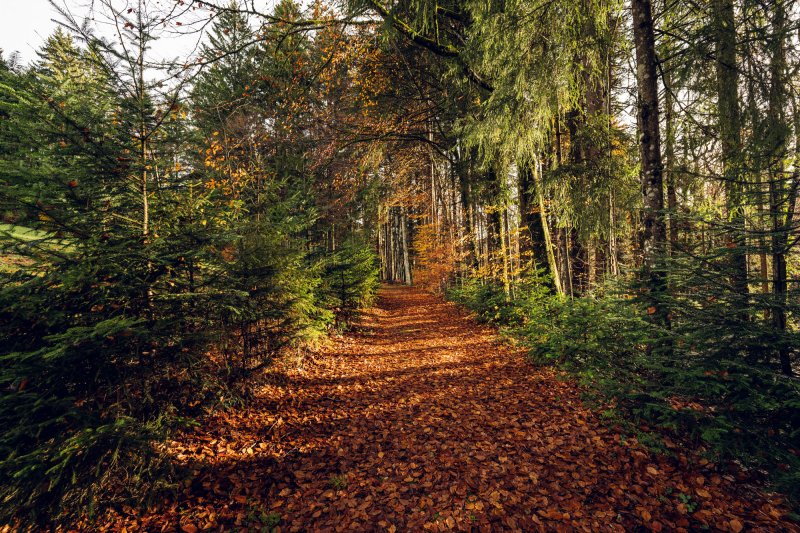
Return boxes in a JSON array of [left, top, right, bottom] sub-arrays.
[[119, 285, 795, 532]]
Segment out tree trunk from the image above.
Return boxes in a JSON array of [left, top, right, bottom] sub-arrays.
[[400, 206, 412, 285], [499, 205, 511, 299], [518, 162, 551, 276], [663, 70, 679, 254], [713, 0, 749, 310], [631, 0, 669, 323], [535, 157, 564, 295], [766, 1, 793, 375], [459, 165, 478, 272]]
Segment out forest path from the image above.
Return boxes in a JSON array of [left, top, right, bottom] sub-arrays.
[[111, 285, 793, 532]]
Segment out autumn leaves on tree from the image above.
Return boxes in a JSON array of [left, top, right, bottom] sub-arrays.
[[0, 0, 799, 528]]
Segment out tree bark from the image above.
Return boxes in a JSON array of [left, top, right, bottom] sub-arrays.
[[400, 206, 412, 285], [713, 0, 749, 309], [631, 0, 669, 322], [766, 1, 793, 375], [663, 70, 679, 254], [518, 162, 551, 276]]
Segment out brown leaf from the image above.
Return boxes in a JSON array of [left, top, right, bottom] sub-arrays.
[[79, 288, 795, 532]]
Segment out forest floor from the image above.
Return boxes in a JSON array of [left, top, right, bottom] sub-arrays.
[[99, 285, 797, 532]]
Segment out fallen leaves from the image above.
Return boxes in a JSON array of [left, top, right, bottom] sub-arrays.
[[89, 287, 796, 532]]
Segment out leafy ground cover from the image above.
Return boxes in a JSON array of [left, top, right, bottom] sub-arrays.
[[85, 286, 795, 532]]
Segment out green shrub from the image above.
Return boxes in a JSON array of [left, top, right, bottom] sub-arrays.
[[320, 237, 380, 329], [449, 273, 800, 505]]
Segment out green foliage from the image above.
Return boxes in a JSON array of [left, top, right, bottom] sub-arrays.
[[449, 272, 800, 505], [447, 269, 555, 327], [0, 36, 203, 523], [677, 492, 699, 513], [320, 238, 381, 328], [329, 474, 348, 490], [242, 500, 281, 532], [0, 6, 382, 525]]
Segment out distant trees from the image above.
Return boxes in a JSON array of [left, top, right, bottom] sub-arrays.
[[357, 0, 800, 503], [353, 0, 798, 363]]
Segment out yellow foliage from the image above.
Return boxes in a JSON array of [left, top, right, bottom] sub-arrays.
[[413, 223, 461, 294]]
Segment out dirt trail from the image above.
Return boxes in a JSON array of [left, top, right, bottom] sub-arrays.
[[107, 286, 795, 532]]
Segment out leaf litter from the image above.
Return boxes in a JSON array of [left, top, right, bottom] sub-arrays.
[[94, 286, 797, 532]]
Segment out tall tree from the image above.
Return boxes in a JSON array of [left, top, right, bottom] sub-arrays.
[[764, 0, 795, 375], [631, 0, 668, 322], [712, 0, 749, 309]]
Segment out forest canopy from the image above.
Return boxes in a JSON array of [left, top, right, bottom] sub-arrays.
[[1, 0, 799, 527]]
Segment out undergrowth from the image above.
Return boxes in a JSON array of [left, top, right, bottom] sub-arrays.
[[448, 275, 800, 508]]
